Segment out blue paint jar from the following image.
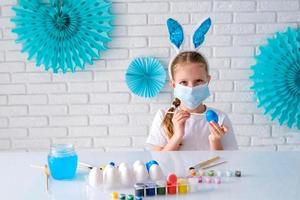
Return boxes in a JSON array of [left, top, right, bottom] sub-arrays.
[[48, 144, 78, 180], [145, 182, 156, 196]]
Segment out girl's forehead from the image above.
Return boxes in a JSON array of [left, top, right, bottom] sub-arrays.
[[173, 63, 208, 80]]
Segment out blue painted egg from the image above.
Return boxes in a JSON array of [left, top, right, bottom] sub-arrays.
[[205, 110, 218, 123]]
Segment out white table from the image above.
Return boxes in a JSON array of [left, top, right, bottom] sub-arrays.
[[0, 151, 299, 200]]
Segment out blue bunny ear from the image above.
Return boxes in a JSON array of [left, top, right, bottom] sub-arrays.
[[191, 17, 211, 49], [166, 18, 184, 52]]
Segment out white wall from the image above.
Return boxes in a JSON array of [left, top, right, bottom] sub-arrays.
[[0, 0, 300, 151]]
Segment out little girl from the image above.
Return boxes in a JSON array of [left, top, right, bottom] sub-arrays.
[[146, 51, 238, 151], [146, 18, 238, 151]]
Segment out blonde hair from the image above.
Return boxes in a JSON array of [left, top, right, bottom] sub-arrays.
[[161, 51, 209, 139]]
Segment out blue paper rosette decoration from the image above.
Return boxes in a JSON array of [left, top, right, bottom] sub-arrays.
[[11, 0, 113, 73], [250, 27, 300, 130], [126, 57, 166, 98]]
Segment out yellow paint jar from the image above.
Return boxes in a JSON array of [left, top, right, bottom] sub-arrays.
[[177, 178, 188, 194]]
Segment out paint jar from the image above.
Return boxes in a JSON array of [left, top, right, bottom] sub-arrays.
[[207, 170, 215, 177], [177, 178, 188, 194], [111, 192, 119, 199], [167, 182, 177, 195], [119, 193, 126, 200], [156, 180, 166, 195], [198, 176, 203, 183], [134, 183, 145, 197], [188, 177, 198, 192], [145, 182, 156, 196], [48, 144, 78, 180], [127, 194, 134, 200]]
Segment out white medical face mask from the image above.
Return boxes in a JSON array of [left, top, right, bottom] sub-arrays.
[[174, 83, 210, 110]]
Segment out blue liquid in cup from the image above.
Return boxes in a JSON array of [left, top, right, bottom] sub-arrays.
[[48, 144, 78, 180]]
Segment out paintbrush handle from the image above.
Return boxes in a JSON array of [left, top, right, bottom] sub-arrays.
[[202, 161, 227, 170], [192, 156, 220, 169], [166, 111, 204, 116], [78, 162, 93, 169]]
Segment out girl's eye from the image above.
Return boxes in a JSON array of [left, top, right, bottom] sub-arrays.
[[179, 81, 188, 86], [195, 80, 204, 85]]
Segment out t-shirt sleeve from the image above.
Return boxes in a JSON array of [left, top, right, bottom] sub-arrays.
[[146, 109, 168, 148], [220, 114, 239, 150]]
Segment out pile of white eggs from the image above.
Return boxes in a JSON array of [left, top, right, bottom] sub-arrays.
[[88, 160, 164, 189]]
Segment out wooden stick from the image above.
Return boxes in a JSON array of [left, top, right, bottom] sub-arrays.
[[202, 161, 227, 170], [30, 164, 50, 192], [30, 164, 44, 169], [44, 165, 50, 192], [192, 156, 220, 169], [166, 111, 205, 116], [78, 162, 93, 169]]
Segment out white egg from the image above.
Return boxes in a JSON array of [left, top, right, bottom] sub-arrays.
[[135, 164, 149, 182], [119, 162, 129, 171], [149, 164, 163, 181], [119, 165, 133, 186], [103, 164, 119, 188], [133, 160, 143, 172], [88, 167, 102, 187]]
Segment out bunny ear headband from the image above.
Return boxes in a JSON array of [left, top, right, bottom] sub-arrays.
[[166, 17, 212, 80]]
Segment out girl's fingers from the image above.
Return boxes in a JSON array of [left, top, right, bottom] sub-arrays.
[[173, 114, 189, 122], [209, 123, 220, 136], [174, 111, 190, 119], [176, 115, 190, 123], [211, 122, 227, 134], [209, 122, 224, 136], [221, 125, 228, 132], [210, 122, 224, 133]]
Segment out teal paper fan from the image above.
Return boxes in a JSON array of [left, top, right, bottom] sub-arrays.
[[126, 57, 166, 98], [11, 0, 113, 73], [250, 27, 300, 129]]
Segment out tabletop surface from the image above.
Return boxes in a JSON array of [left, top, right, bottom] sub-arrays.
[[0, 151, 299, 200]]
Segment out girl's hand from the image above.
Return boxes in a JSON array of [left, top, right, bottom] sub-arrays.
[[172, 109, 190, 138], [208, 122, 228, 142]]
